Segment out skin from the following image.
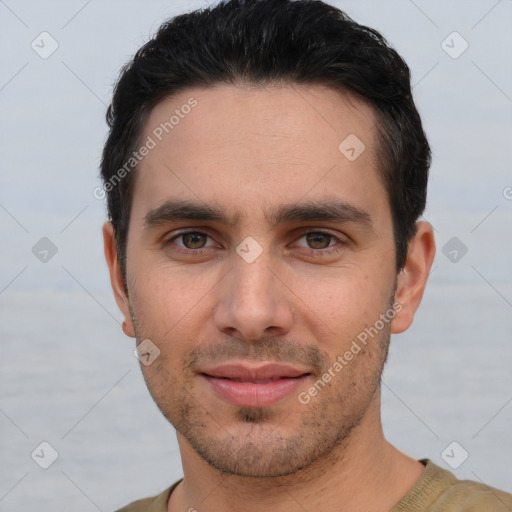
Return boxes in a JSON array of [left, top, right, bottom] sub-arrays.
[[104, 83, 436, 512]]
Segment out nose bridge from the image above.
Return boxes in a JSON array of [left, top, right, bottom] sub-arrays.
[[233, 248, 275, 304], [213, 238, 293, 340], [231, 240, 279, 312]]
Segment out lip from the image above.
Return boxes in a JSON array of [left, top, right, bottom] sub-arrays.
[[200, 363, 311, 408]]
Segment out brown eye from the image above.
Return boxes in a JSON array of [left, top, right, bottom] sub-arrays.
[[180, 232, 208, 249], [305, 232, 333, 249], [294, 230, 348, 258], [164, 230, 217, 255]]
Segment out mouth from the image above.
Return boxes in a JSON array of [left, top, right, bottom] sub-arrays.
[[200, 363, 312, 408]]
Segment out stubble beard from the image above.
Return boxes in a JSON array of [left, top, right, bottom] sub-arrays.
[[131, 301, 393, 479]]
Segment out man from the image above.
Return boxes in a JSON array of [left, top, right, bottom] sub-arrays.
[[100, 0, 512, 510]]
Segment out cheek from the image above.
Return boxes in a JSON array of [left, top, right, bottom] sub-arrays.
[[290, 264, 393, 343], [128, 259, 221, 344], [139, 268, 186, 302]]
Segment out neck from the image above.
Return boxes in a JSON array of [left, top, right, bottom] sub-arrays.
[[168, 393, 425, 512]]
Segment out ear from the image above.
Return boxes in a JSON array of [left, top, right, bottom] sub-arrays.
[[103, 221, 135, 338], [391, 221, 436, 334]]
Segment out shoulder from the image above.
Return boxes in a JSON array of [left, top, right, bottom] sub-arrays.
[[432, 475, 512, 511], [399, 459, 512, 511], [114, 479, 182, 512]]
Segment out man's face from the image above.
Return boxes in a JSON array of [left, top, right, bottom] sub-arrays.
[[117, 84, 401, 477]]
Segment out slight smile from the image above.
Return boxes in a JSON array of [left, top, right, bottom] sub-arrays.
[[200, 363, 312, 408]]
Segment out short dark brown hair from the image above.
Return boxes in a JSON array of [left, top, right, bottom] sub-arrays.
[[100, 0, 431, 283]]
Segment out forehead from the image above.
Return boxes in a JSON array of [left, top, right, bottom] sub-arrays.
[[131, 83, 388, 229], [141, 83, 377, 157]]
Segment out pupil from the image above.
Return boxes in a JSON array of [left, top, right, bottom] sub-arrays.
[[307, 233, 330, 249], [185, 233, 205, 248]]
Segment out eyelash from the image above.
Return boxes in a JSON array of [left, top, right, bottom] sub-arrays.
[[163, 229, 348, 258]]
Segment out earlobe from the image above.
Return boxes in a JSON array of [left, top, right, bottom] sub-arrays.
[[122, 320, 135, 337], [391, 221, 436, 334], [102, 221, 135, 338]]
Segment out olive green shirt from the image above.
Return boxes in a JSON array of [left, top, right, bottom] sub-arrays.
[[115, 459, 512, 511]]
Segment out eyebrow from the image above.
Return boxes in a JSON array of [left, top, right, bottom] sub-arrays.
[[144, 198, 373, 231]]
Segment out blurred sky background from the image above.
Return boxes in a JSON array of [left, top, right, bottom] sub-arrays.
[[1, 0, 511, 510]]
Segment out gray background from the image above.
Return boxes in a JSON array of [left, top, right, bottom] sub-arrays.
[[1, 0, 511, 510]]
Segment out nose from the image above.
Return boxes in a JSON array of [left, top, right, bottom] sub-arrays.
[[212, 247, 294, 342]]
